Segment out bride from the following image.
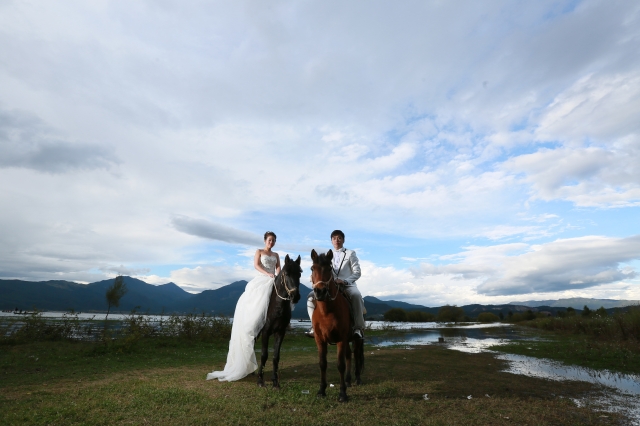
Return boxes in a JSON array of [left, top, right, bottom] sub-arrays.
[[207, 231, 281, 382]]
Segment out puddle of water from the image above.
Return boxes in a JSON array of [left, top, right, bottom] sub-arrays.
[[495, 352, 640, 425], [574, 392, 640, 426], [496, 353, 640, 396]]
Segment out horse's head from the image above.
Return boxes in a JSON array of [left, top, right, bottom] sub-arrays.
[[311, 249, 334, 301], [281, 254, 302, 304]]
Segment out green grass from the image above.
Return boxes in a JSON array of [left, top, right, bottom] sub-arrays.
[[0, 330, 626, 425]]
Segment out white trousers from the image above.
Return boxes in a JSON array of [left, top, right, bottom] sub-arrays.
[[307, 285, 365, 331]]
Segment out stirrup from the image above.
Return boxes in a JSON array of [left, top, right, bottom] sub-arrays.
[[305, 327, 315, 338]]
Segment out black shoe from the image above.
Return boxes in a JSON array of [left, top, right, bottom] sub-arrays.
[[305, 327, 314, 338], [354, 329, 363, 339]]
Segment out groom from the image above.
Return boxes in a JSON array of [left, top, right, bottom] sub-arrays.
[[306, 230, 365, 339]]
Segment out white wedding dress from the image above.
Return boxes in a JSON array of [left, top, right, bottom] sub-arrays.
[[206, 254, 277, 382]]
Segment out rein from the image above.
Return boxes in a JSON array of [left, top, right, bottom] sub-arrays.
[[273, 272, 297, 301], [312, 273, 339, 301]]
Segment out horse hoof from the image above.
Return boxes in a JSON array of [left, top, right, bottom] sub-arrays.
[[346, 381, 352, 388], [317, 392, 326, 398], [338, 394, 349, 403], [257, 382, 265, 388], [272, 384, 281, 390], [355, 379, 362, 386]]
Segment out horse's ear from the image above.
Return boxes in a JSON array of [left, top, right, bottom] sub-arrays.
[[294, 255, 301, 266], [285, 254, 291, 264], [311, 249, 318, 262], [326, 250, 333, 261]]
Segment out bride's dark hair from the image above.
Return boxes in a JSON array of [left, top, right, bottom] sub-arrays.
[[264, 231, 277, 241]]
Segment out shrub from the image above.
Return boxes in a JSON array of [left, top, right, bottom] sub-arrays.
[[1, 310, 232, 346], [521, 305, 640, 343], [477, 312, 500, 323], [0, 310, 89, 343]]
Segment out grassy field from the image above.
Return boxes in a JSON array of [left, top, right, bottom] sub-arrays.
[[0, 329, 626, 425]]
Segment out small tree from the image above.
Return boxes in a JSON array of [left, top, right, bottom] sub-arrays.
[[437, 305, 465, 323], [384, 308, 408, 322], [595, 306, 608, 317], [105, 275, 128, 321], [407, 310, 435, 322], [582, 305, 592, 317], [478, 312, 500, 323]]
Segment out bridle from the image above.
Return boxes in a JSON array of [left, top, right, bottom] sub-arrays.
[[312, 265, 339, 301], [273, 271, 298, 301]]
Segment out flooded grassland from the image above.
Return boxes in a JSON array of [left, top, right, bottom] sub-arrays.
[[366, 322, 640, 425], [1, 314, 638, 425]]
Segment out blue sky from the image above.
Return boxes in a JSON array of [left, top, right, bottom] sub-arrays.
[[1, 0, 639, 306]]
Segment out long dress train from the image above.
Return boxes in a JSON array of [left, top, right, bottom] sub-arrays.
[[206, 254, 277, 382]]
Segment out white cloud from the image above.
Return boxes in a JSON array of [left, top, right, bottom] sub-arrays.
[[505, 141, 640, 207], [355, 237, 640, 305], [0, 109, 119, 173], [139, 264, 256, 293], [536, 73, 640, 143], [410, 236, 640, 297], [478, 235, 640, 295]]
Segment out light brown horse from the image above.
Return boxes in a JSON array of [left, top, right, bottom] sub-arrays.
[[310, 249, 364, 402]]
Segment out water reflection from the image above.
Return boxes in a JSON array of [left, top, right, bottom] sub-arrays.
[[497, 353, 640, 395], [367, 325, 530, 351]]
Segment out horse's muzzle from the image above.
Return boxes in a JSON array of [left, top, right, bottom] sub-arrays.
[[314, 287, 328, 301]]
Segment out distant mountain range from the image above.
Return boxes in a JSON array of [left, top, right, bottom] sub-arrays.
[[509, 298, 639, 310], [2, 277, 637, 318], [0, 276, 318, 318], [361, 296, 574, 318]]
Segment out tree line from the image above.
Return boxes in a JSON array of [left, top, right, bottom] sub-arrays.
[[383, 305, 477, 323], [383, 303, 637, 335]]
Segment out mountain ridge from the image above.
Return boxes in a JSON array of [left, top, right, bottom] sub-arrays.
[[509, 297, 639, 310], [2, 277, 637, 317]]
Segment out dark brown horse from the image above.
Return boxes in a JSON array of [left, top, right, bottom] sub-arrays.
[[310, 249, 364, 402], [256, 254, 302, 388]]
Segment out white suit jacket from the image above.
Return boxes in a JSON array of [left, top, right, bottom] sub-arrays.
[[332, 248, 361, 286]]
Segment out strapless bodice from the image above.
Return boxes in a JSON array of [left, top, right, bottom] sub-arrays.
[[260, 254, 277, 275]]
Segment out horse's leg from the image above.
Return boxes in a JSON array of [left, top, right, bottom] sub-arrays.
[[336, 341, 348, 402], [345, 340, 353, 387], [354, 337, 364, 385], [316, 340, 328, 397], [257, 332, 270, 387], [271, 329, 285, 389]]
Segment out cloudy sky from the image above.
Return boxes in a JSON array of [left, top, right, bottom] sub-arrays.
[[1, 0, 639, 306]]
